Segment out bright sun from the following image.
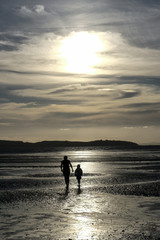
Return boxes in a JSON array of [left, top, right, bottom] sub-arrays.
[[59, 32, 103, 74]]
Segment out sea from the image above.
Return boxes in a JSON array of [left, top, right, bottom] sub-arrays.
[[0, 147, 160, 239]]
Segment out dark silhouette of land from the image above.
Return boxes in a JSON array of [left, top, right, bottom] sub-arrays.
[[0, 139, 160, 153]]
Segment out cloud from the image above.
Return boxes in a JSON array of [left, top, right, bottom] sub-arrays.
[[18, 6, 33, 16], [33, 5, 46, 14], [0, 44, 17, 52], [0, 83, 47, 106], [0, 33, 28, 52], [118, 101, 160, 127], [60, 128, 70, 131], [1, 83, 160, 132], [0, 28, 159, 78], [18, 5, 48, 17], [0, 2, 63, 34], [123, 102, 160, 109], [90, 75, 160, 88], [86, 0, 160, 50], [35, 110, 106, 128], [118, 76, 160, 87], [0, 122, 11, 126], [50, 84, 82, 94], [123, 125, 151, 129], [0, 69, 79, 77], [116, 90, 141, 99], [0, 83, 86, 107], [0, 33, 28, 44]]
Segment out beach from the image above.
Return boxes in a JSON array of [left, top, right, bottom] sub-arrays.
[[0, 148, 160, 239]]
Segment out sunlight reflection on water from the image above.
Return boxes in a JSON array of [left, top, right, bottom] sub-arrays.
[[75, 215, 95, 240], [69, 189, 106, 239], [72, 150, 97, 158]]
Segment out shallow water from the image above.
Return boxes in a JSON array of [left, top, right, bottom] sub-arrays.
[[0, 148, 160, 239]]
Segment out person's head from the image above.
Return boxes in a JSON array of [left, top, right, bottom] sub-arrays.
[[64, 156, 68, 160], [77, 164, 80, 168]]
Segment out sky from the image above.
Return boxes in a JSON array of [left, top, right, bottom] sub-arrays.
[[0, 0, 160, 144]]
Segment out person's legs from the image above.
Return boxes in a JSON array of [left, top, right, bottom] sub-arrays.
[[64, 173, 70, 189], [77, 177, 81, 186]]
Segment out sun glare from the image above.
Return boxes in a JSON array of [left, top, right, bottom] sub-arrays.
[[59, 32, 103, 74]]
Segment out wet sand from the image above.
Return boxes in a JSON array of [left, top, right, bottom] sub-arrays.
[[0, 187, 160, 240], [0, 150, 160, 239]]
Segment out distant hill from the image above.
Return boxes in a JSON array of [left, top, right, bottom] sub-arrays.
[[0, 139, 159, 153]]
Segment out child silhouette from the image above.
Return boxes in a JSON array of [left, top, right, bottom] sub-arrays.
[[75, 164, 83, 187]]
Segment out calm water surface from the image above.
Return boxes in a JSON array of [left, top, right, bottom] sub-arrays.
[[0, 148, 160, 190]]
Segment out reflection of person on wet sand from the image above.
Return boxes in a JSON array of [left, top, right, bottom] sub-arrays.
[[75, 164, 83, 187], [61, 156, 73, 190]]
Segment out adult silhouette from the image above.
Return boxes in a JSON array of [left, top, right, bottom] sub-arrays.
[[61, 156, 73, 189]]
